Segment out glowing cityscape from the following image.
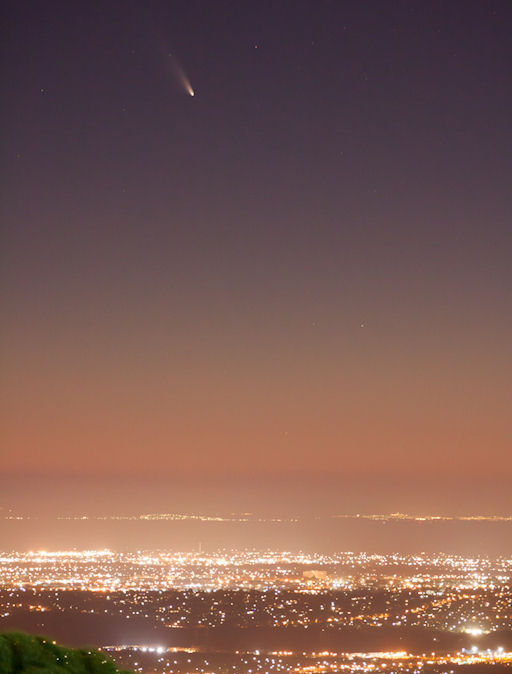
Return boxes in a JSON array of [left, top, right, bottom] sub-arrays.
[[1, 549, 511, 672], [2, 1, 512, 672]]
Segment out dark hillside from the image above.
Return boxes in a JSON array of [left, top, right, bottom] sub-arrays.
[[0, 632, 132, 674]]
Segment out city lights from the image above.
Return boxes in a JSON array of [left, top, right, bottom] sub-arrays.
[[1, 548, 511, 672]]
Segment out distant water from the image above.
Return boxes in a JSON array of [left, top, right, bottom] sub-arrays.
[[1, 516, 511, 555]]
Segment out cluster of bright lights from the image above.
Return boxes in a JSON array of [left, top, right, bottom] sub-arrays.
[[5, 511, 512, 523], [0, 550, 511, 637], [100, 645, 512, 674], [1, 550, 510, 594]]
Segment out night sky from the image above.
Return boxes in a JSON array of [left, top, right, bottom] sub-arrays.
[[1, 0, 511, 518]]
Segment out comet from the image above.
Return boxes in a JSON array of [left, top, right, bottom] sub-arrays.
[[166, 52, 195, 97]]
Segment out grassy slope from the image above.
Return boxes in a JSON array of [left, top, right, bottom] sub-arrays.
[[0, 632, 132, 674]]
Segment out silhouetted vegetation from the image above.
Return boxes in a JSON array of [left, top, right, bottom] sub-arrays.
[[0, 632, 132, 674]]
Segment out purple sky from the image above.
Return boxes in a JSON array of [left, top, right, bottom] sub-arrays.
[[1, 0, 511, 518]]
